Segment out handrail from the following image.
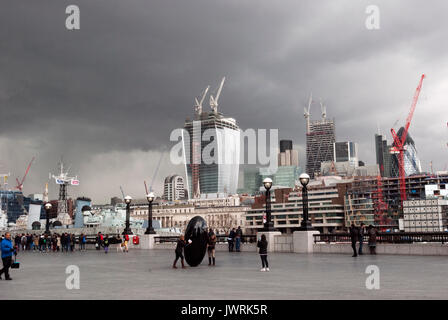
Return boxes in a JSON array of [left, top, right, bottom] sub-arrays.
[[314, 232, 448, 244]]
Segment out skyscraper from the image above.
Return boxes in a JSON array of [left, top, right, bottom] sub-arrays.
[[334, 141, 358, 167], [183, 80, 240, 199], [163, 175, 186, 201], [375, 133, 394, 177], [390, 127, 422, 176], [306, 118, 336, 178], [278, 139, 299, 167]]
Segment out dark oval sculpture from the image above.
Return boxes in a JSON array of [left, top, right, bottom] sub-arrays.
[[184, 216, 208, 267]]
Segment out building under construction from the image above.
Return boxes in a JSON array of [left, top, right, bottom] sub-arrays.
[[304, 94, 336, 178], [344, 173, 448, 229], [183, 78, 240, 199], [306, 118, 336, 179]]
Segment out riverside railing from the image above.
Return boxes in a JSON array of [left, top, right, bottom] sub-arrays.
[[314, 232, 448, 244], [154, 235, 257, 244]]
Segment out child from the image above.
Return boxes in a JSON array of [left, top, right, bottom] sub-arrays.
[[172, 235, 192, 269], [103, 235, 110, 254], [207, 233, 217, 266], [257, 234, 269, 272]]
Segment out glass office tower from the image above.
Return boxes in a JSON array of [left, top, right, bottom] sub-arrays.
[[183, 111, 240, 199]]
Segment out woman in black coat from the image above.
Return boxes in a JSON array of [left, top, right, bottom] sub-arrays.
[[257, 234, 269, 272]]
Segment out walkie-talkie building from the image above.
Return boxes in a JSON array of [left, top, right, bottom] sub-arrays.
[[183, 111, 240, 199]]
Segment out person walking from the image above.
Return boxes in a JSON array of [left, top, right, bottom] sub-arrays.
[[21, 234, 27, 251], [257, 234, 269, 272], [368, 225, 378, 255], [123, 233, 129, 253], [358, 223, 366, 255], [172, 235, 191, 269], [14, 234, 21, 252], [52, 235, 57, 252], [70, 234, 76, 252], [56, 234, 61, 252], [116, 235, 123, 252], [33, 235, 39, 251], [235, 226, 243, 252], [0, 232, 16, 280], [96, 232, 103, 251], [207, 233, 217, 266], [27, 234, 33, 251], [228, 228, 236, 252], [349, 223, 359, 257], [38, 235, 44, 252], [60, 233, 66, 252], [103, 235, 110, 254]]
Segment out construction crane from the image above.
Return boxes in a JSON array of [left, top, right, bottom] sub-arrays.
[[304, 92, 313, 134], [119, 186, 125, 199], [390, 74, 425, 205], [194, 86, 210, 116], [149, 151, 164, 192], [209, 77, 225, 114], [15, 157, 35, 192]]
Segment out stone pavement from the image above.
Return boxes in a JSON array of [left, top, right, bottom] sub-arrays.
[[1, 249, 447, 300]]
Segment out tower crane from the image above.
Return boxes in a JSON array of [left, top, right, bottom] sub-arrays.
[[390, 74, 425, 206], [194, 86, 210, 116], [304, 93, 313, 134], [209, 77, 225, 114], [149, 151, 165, 192], [15, 157, 35, 192], [119, 186, 125, 199]]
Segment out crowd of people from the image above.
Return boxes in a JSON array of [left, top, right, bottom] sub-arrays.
[[0, 232, 134, 254]]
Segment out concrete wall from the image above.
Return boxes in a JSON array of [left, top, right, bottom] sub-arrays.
[[274, 235, 293, 252], [313, 243, 448, 256]]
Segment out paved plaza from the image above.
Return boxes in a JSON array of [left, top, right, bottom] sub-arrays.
[[1, 249, 447, 300]]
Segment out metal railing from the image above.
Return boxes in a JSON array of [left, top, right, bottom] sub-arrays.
[[314, 232, 448, 244], [154, 234, 257, 244]]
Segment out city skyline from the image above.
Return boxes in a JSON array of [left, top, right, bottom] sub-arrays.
[[1, 1, 448, 202]]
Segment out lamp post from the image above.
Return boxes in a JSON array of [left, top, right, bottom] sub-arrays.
[[44, 202, 52, 235], [263, 178, 275, 231], [123, 195, 133, 235], [145, 192, 156, 234], [298, 173, 314, 230]]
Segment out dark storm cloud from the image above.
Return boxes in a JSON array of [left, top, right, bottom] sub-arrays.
[[1, 0, 448, 202]]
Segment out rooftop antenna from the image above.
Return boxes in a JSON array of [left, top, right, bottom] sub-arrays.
[[210, 77, 225, 114]]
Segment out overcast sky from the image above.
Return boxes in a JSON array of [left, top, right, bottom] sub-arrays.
[[1, 0, 447, 203]]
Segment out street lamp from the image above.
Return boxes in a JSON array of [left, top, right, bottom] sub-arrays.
[[123, 195, 133, 235], [44, 202, 52, 235], [262, 178, 276, 231], [145, 192, 156, 234], [298, 173, 314, 230]]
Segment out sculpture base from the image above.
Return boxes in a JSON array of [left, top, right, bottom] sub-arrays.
[[139, 234, 159, 249], [293, 230, 320, 253]]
